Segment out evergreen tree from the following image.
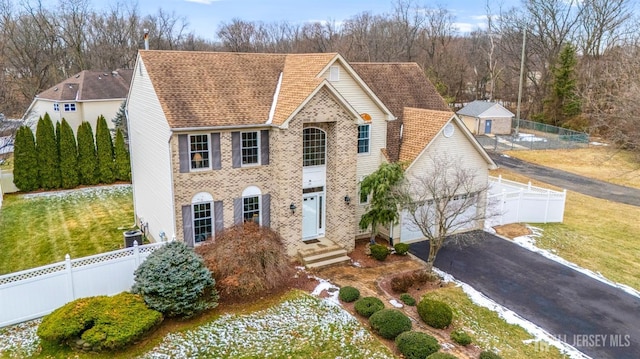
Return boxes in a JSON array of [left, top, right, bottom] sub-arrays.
[[35, 113, 60, 189], [111, 101, 128, 141], [77, 121, 99, 185], [114, 128, 131, 181], [96, 115, 115, 183], [13, 126, 39, 192], [58, 119, 79, 189], [543, 44, 582, 127]]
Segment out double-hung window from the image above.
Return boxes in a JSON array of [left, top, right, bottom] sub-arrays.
[[189, 134, 210, 170], [241, 131, 260, 165], [358, 124, 370, 154], [64, 103, 76, 112], [243, 196, 260, 224], [53, 103, 59, 112], [192, 202, 212, 243]]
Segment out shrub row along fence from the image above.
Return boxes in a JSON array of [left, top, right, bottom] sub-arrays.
[[0, 241, 164, 328], [486, 175, 566, 226]]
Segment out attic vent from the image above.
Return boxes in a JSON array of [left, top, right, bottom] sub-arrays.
[[329, 66, 340, 82], [103, 73, 108, 76], [54, 87, 58, 92], [75, 74, 80, 78], [111, 71, 118, 76], [98, 76, 102, 80], [400, 123, 404, 140]]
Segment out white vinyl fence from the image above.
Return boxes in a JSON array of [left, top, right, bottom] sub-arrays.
[[0, 241, 164, 328], [487, 175, 566, 226]]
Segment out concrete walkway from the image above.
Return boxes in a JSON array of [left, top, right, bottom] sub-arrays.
[[410, 231, 640, 359]]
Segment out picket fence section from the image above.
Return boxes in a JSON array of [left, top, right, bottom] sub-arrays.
[[0, 241, 165, 328], [487, 175, 566, 226]]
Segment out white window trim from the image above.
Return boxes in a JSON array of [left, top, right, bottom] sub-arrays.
[[191, 192, 214, 244], [329, 65, 340, 81], [358, 176, 369, 205], [63, 103, 76, 112], [242, 186, 262, 225], [188, 134, 211, 171], [303, 127, 327, 167], [241, 131, 261, 167], [358, 124, 371, 155]]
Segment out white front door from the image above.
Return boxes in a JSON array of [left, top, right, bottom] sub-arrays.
[[302, 193, 325, 239]]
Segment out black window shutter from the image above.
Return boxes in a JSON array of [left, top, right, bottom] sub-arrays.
[[260, 130, 269, 165], [233, 197, 243, 225], [181, 205, 194, 247], [262, 194, 271, 227], [231, 132, 241, 168], [211, 133, 221, 170], [178, 134, 189, 173], [214, 200, 224, 234]]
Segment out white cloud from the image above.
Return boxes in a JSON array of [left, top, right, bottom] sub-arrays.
[[454, 22, 486, 34], [184, 0, 219, 4]]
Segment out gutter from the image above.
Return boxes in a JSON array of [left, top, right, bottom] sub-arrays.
[[171, 124, 274, 132]]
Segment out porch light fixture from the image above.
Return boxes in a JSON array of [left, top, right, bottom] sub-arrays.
[[289, 203, 297, 214], [344, 195, 351, 205]]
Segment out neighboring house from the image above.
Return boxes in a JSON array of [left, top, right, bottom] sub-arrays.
[[126, 51, 496, 259], [22, 69, 133, 132], [457, 100, 514, 135]]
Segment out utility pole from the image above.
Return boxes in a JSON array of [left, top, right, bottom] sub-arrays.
[[515, 28, 526, 137]]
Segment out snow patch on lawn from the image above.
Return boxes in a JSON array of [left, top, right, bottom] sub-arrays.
[[21, 184, 131, 200], [389, 299, 403, 308], [434, 268, 591, 359], [311, 277, 341, 305], [0, 319, 40, 358], [514, 226, 640, 300]]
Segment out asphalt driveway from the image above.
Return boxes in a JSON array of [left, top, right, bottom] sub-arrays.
[[489, 152, 640, 207], [410, 231, 640, 359]]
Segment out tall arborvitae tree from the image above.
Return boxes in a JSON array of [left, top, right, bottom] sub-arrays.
[[111, 101, 128, 141], [77, 121, 99, 185], [13, 126, 39, 192], [543, 44, 582, 127], [114, 128, 131, 181], [58, 119, 79, 189], [35, 113, 60, 189], [96, 115, 115, 183]]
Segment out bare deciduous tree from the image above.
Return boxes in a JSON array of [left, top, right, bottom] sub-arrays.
[[400, 153, 493, 272]]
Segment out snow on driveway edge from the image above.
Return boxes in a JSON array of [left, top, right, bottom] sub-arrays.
[[433, 267, 591, 359]]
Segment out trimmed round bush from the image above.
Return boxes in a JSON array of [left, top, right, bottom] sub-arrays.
[[479, 351, 503, 359], [370, 244, 390, 261], [133, 241, 218, 318], [395, 331, 440, 359], [450, 329, 473, 346], [354, 296, 385, 318], [426, 353, 459, 359], [369, 309, 412, 339], [399, 293, 416, 306], [37, 293, 162, 351], [417, 298, 453, 329], [394, 242, 410, 255], [339, 286, 360, 302]]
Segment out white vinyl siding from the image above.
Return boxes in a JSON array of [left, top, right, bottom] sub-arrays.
[[127, 58, 175, 243]]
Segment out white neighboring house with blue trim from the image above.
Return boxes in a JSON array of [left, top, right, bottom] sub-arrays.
[[457, 100, 514, 135]]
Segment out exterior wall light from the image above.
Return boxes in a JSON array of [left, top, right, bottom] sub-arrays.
[[344, 195, 351, 205], [289, 203, 297, 214]]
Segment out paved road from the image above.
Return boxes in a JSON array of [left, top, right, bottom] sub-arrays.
[[489, 152, 640, 207], [410, 232, 640, 359]]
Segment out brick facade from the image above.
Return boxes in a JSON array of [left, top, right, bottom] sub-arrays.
[[172, 87, 358, 256]]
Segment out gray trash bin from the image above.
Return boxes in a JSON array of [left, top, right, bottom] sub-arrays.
[[123, 230, 143, 247]]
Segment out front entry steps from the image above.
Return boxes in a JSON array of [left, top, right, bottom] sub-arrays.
[[299, 238, 350, 269]]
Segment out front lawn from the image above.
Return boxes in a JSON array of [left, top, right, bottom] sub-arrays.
[[423, 286, 565, 359], [0, 185, 134, 275], [0, 290, 396, 359]]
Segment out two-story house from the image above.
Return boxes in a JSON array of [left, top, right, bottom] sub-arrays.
[[126, 51, 496, 265]]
